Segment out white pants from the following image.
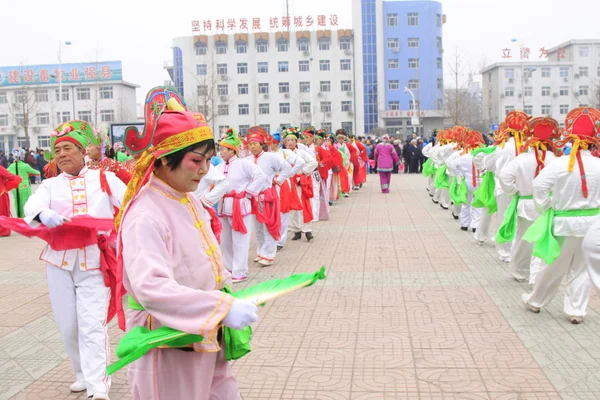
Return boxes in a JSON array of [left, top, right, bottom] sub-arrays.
[[290, 184, 312, 233], [460, 193, 482, 230], [474, 208, 492, 243], [427, 176, 435, 193], [583, 219, 600, 290], [219, 215, 253, 278], [509, 218, 547, 283], [311, 172, 321, 222], [524, 237, 592, 317], [46, 264, 110, 397], [439, 188, 451, 209], [254, 219, 277, 262], [453, 203, 462, 216], [278, 212, 290, 247], [495, 193, 513, 259]]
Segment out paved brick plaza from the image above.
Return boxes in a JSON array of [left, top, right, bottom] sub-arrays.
[[1, 174, 599, 399]]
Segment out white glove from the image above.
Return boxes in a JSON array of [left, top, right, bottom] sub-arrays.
[[222, 299, 258, 330], [39, 209, 69, 228]]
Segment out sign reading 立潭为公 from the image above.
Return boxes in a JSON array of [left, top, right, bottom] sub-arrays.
[[191, 15, 340, 33], [0, 61, 123, 87]]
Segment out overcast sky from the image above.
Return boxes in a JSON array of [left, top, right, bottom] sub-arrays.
[[1, 0, 597, 104]]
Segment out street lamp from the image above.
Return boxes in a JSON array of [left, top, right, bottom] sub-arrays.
[[404, 87, 419, 134], [57, 41, 72, 112]]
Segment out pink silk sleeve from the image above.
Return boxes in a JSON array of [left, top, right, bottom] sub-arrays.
[[122, 213, 234, 337]]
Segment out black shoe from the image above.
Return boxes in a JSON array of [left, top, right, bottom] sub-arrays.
[[329, 201, 333, 206], [452, 213, 459, 220], [292, 232, 302, 241], [461, 227, 468, 231], [472, 228, 476, 233], [440, 205, 448, 210], [305, 232, 314, 241], [277, 245, 283, 252], [432, 198, 439, 204]]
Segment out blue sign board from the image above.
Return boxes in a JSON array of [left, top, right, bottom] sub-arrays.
[[0, 61, 122, 87], [491, 124, 500, 132]]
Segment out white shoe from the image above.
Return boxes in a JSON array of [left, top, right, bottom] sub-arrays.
[[568, 315, 584, 324], [70, 381, 86, 393], [253, 257, 261, 263], [92, 393, 110, 400], [258, 259, 273, 267]]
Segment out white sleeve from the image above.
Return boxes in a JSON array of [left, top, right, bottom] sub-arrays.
[[422, 143, 433, 157], [23, 180, 52, 225], [484, 151, 500, 172], [244, 160, 268, 197], [497, 158, 519, 196], [272, 154, 293, 186], [106, 171, 127, 209], [200, 165, 229, 207], [286, 150, 305, 176], [298, 149, 318, 175], [532, 161, 556, 214]]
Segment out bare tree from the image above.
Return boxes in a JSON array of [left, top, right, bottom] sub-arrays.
[[444, 49, 483, 129], [5, 72, 42, 148]]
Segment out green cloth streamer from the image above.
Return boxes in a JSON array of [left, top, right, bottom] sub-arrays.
[[523, 208, 600, 264], [449, 177, 468, 206], [471, 146, 497, 157], [422, 159, 434, 177], [495, 194, 533, 244], [107, 267, 327, 374], [434, 165, 450, 189], [472, 172, 498, 214]]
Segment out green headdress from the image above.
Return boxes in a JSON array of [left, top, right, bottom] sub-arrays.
[[47, 120, 96, 161], [219, 127, 242, 151]]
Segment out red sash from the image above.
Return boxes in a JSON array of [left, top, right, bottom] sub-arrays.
[[296, 174, 314, 223], [98, 234, 125, 329], [252, 186, 281, 241], [280, 179, 303, 213], [204, 206, 222, 244], [223, 191, 248, 234]]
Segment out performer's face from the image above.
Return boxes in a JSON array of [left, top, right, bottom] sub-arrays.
[[248, 141, 263, 156], [55, 142, 85, 175], [316, 138, 324, 146], [285, 138, 297, 150], [157, 147, 214, 192], [304, 136, 314, 146], [219, 146, 236, 162], [337, 135, 345, 144], [270, 143, 279, 152], [86, 145, 102, 161]]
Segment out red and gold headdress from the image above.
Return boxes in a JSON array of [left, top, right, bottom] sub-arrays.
[[556, 107, 600, 198], [245, 126, 269, 145], [522, 117, 561, 177], [495, 111, 531, 155]]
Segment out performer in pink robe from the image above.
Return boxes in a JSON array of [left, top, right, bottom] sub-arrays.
[[117, 88, 258, 400], [374, 135, 401, 193]]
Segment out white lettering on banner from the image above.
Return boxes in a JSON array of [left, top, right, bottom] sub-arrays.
[[381, 110, 441, 119], [191, 14, 340, 33]]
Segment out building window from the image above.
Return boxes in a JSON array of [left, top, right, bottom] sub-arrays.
[[238, 125, 250, 136], [56, 111, 71, 123], [597, 66, 600, 77], [257, 62, 268, 73], [99, 87, 113, 99], [235, 40, 248, 54], [541, 86, 550, 96], [437, 58, 442, 69], [320, 102, 332, 113], [0, 114, 8, 126], [579, 85, 589, 95], [388, 59, 399, 69], [541, 67, 551, 78], [197, 85, 208, 96], [560, 104, 569, 114], [237, 63, 248, 74], [299, 82, 310, 93], [505, 68, 515, 79], [320, 60, 331, 71], [387, 13, 398, 26], [195, 42, 207, 55], [559, 86, 569, 96], [436, 37, 442, 49], [196, 64, 207, 75], [298, 38, 310, 52], [389, 101, 400, 111], [341, 122, 353, 133], [387, 38, 399, 50], [341, 101, 352, 112], [198, 105, 207, 114], [215, 41, 227, 54], [0, 92, 6, 104], [320, 81, 331, 92], [279, 82, 290, 93], [318, 37, 330, 51], [436, 14, 442, 26], [408, 79, 419, 90], [341, 80, 352, 92], [259, 103, 269, 115], [14, 114, 25, 126], [408, 58, 419, 69], [217, 84, 228, 96], [217, 64, 227, 75], [77, 88, 91, 100], [437, 78, 443, 90], [504, 87, 514, 97], [218, 105, 229, 116], [279, 103, 290, 114], [238, 104, 249, 115], [524, 87, 533, 96], [36, 113, 50, 125], [339, 37, 351, 50], [340, 59, 351, 71], [560, 67, 569, 78], [35, 90, 48, 102], [388, 80, 400, 90], [277, 38, 289, 52], [300, 102, 311, 113], [258, 83, 269, 94], [55, 88, 69, 101], [278, 61, 289, 72], [218, 125, 230, 134], [78, 110, 92, 122], [579, 67, 589, 77], [256, 39, 268, 53], [407, 38, 419, 48], [238, 84, 249, 95], [579, 47, 589, 57], [505, 105, 515, 115], [524, 105, 533, 115], [409, 100, 420, 110], [259, 124, 270, 134], [38, 135, 51, 148], [100, 110, 114, 122], [299, 61, 310, 72], [541, 105, 551, 115], [407, 13, 419, 26], [437, 99, 443, 110]]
